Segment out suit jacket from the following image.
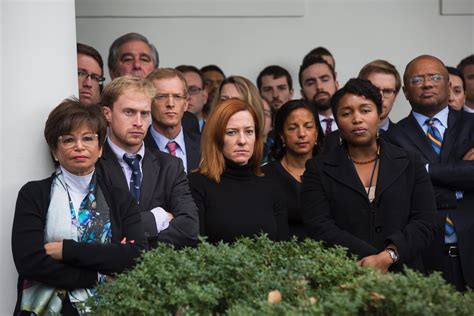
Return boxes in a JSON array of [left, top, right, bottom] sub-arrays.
[[144, 126, 201, 173], [182, 111, 200, 135], [383, 108, 474, 285], [97, 142, 199, 248], [12, 173, 148, 313], [301, 140, 437, 272]]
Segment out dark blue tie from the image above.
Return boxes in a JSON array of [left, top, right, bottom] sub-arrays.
[[123, 154, 142, 202]]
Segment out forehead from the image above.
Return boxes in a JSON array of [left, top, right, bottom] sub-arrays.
[[302, 63, 334, 80], [338, 93, 376, 108], [449, 74, 463, 86], [114, 88, 152, 109], [286, 108, 314, 122], [119, 40, 152, 55], [406, 57, 447, 76], [261, 75, 288, 86], [183, 71, 203, 87], [77, 53, 102, 74], [226, 110, 254, 127], [204, 70, 224, 81], [367, 72, 396, 88], [152, 77, 185, 91], [221, 83, 241, 97]]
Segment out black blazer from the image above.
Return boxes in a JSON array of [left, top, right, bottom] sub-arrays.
[[383, 108, 474, 285], [97, 142, 199, 248], [301, 140, 437, 271], [144, 126, 201, 173], [12, 173, 148, 313]]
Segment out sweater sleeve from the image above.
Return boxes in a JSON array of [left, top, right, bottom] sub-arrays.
[[61, 185, 148, 275], [11, 181, 98, 291], [188, 172, 208, 237], [272, 183, 290, 241]]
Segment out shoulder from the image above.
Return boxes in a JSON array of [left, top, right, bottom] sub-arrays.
[[19, 176, 53, 196], [145, 147, 182, 169], [187, 171, 208, 185]]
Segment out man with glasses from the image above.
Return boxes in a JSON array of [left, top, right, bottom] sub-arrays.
[[384, 55, 474, 291], [144, 68, 201, 173], [77, 43, 105, 105], [358, 59, 401, 133], [98, 75, 199, 249], [176, 65, 208, 132]]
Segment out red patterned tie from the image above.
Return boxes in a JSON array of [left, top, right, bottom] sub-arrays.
[[166, 141, 177, 156]]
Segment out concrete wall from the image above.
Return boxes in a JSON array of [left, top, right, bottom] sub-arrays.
[[1, 0, 77, 313], [76, 0, 473, 122]]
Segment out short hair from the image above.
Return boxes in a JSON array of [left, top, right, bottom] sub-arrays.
[[447, 66, 466, 91], [403, 55, 447, 86], [108, 32, 159, 75], [101, 75, 156, 109], [175, 65, 205, 88], [302, 46, 335, 69], [256, 65, 293, 91], [77, 43, 104, 75], [198, 98, 263, 182], [146, 68, 188, 95], [298, 55, 336, 88], [271, 99, 322, 160], [44, 98, 107, 155], [457, 54, 474, 75], [358, 59, 401, 93], [215, 76, 264, 131], [200, 64, 225, 77], [331, 78, 382, 121]]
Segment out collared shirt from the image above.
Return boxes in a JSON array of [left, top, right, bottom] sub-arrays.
[[150, 125, 188, 173], [318, 114, 338, 134], [463, 104, 474, 113], [107, 138, 145, 190], [198, 118, 205, 132], [412, 106, 449, 137], [412, 106, 463, 200], [379, 119, 390, 132]]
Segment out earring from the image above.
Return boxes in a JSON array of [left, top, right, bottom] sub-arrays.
[[376, 130, 380, 140], [339, 135, 344, 146], [282, 143, 286, 147]]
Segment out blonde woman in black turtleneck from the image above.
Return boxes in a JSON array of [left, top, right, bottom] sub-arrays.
[[188, 99, 289, 243]]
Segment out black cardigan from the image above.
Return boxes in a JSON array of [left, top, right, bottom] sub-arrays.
[[188, 161, 289, 243], [11, 172, 148, 313]]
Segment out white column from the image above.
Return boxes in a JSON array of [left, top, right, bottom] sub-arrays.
[[1, 0, 77, 313]]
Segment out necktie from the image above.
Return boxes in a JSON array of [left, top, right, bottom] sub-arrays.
[[166, 141, 177, 156], [323, 118, 333, 135], [123, 154, 142, 201], [425, 118, 457, 243]]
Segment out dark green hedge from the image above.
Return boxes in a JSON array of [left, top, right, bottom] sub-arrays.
[[86, 236, 474, 315]]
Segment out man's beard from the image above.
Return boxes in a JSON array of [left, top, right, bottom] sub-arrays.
[[305, 94, 332, 113]]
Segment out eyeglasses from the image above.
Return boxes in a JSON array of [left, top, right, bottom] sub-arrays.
[[188, 86, 203, 96], [378, 88, 396, 98], [58, 134, 99, 149], [78, 70, 105, 84], [409, 74, 444, 86], [155, 93, 186, 102]]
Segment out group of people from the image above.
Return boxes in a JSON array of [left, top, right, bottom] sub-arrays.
[[11, 31, 474, 315]]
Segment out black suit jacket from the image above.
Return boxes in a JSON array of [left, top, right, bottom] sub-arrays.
[[383, 108, 474, 285], [301, 140, 437, 272], [144, 126, 201, 173], [97, 142, 199, 248]]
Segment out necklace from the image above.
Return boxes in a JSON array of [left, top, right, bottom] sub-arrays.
[[351, 157, 377, 165], [281, 157, 303, 182]]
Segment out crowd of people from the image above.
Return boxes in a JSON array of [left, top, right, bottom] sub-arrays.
[[11, 32, 474, 315]]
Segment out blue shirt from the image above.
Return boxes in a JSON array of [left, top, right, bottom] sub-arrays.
[[149, 126, 188, 173]]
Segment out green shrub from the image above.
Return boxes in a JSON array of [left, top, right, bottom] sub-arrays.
[[86, 236, 474, 315]]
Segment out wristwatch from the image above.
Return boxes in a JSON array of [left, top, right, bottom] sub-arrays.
[[385, 248, 399, 263]]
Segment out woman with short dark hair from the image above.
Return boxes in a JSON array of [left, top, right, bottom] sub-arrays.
[[12, 99, 147, 315], [301, 79, 437, 273], [188, 98, 289, 243]]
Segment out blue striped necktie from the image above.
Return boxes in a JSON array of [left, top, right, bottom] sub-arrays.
[[425, 118, 457, 243], [123, 154, 142, 202]]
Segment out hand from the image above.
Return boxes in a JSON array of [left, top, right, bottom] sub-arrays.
[[358, 251, 392, 273], [44, 241, 63, 260], [166, 211, 174, 222], [462, 148, 474, 161]]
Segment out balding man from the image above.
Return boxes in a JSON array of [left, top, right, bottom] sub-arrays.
[[384, 55, 474, 291]]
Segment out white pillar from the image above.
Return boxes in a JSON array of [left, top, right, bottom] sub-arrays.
[[1, 0, 77, 313]]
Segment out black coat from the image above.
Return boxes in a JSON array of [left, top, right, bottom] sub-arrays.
[[301, 140, 437, 271], [383, 108, 474, 285], [12, 172, 148, 313], [97, 142, 199, 249]]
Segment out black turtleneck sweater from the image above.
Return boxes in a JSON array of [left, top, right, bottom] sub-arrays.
[[187, 161, 289, 243]]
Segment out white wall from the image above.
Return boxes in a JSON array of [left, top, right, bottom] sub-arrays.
[[76, 0, 473, 122], [1, 0, 77, 313]]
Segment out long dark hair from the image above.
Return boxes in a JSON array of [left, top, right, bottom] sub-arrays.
[[271, 100, 323, 160]]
